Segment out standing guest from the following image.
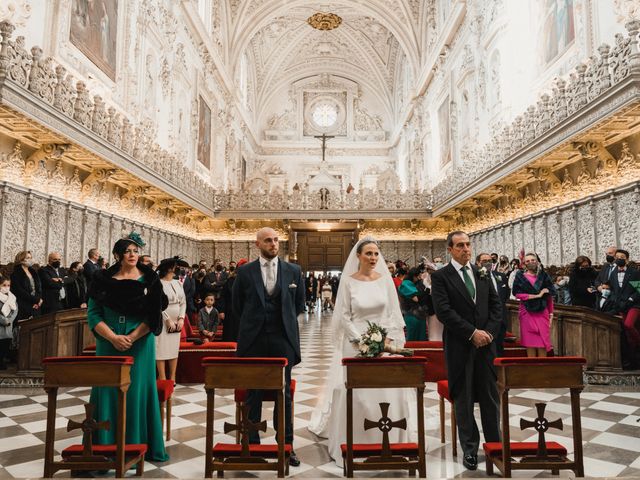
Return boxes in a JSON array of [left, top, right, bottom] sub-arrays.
[[553, 266, 571, 305], [595, 245, 618, 309], [569, 256, 598, 308], [512, 253, 556, 357], [477, 253, 510, 356], [306, 272, 318, 310], [321, 280, 333, 311], [209, 259, 228, 287], [497, 255, 511, 275], [430, 231, 502, 471], [193, 268, 212, 309], [65, 261, 88, 309], [221, 258, 247, 342], [11, 250, 42, 321], [83, 248, 100, 284], [0, 275, 18, 370], [181, 265, 197, 324], [39, 252, 67, 314], [87, 233, 168, 461], [198, 292, 220, 341], [232, 227, 304, 467], [422, 262, 443, 341], [140, 255, 153, 267], [508, 259, 522, 299], [156, 257, 187, 383], [433, 256, 445, 270], [398, 267, 427, 340], [490, 253, 499, 271]]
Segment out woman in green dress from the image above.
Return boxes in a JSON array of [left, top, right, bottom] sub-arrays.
[[88, 233, 169, 462], [398, 267, 428, 341]]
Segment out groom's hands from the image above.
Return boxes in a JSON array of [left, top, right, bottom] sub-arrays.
[[471, 329, 493, 348]]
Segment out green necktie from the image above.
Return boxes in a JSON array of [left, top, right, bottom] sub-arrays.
[[461, 266, 476, 300]]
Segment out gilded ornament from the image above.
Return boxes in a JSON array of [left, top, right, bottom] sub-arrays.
[[307, 12, 342, 31]]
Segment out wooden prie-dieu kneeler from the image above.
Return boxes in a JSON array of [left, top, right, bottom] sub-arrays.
[[483, 356, 587, 477], [202, 357, 291, 478], [341, 356, 427, 478], [42, 356, 147, 478]]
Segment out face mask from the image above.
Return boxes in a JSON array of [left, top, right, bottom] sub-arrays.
[[525, 263, 537, 271], [615, 258, 626, 267], [602, 288, 611, 298], [0, 286, 9, 294], [229, 266, 236, 272], [22, 259, 33, 267], [215, 265, 223, 271], [51, 261, 61, 269], [481, 262, 493, 271], [435, 262, 443, 270], [606, 255, 615, 263]]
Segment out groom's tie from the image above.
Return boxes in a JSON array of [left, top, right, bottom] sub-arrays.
[[461, 265, 476, 301], [265, 261, 276, 295]]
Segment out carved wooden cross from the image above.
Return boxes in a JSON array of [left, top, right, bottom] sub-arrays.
[[363, 402, 407, 458], [66, 403, 110, 457], [314, 133, 335, 163], [223, 404, 267, 457], [520, 402, 563, 458]]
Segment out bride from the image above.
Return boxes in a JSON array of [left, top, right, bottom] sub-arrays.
[[308, 238, 418, 467]]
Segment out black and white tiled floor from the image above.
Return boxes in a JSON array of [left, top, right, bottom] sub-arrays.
[[0, 309, 640, 477]]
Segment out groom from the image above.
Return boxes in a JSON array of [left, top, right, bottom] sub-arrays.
[[232, 227, 305, 467], [430, 231, 502, 470]]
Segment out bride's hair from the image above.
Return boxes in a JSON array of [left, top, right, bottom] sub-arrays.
[[356, 239, 378, 254]]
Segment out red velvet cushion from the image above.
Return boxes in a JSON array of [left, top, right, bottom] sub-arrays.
[[494, 357, 586, 366], [404, 341, 443, 349], [43, 356, 133, 365], [340, 443, 419, 457], [436, 380, 450, 401], [61, 444, 147, 458], [179, 341, 237, 351], [341, 357, 427, 366], [202, 357, 287, 366], [212, 443, 292, 457], [483, 441, 567, 456], [235, 379, 296, 402], [156, 379, 174, 401]]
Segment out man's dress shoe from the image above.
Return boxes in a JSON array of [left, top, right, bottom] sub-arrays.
[[463, 454, 478, 470], [289, 450, 300, 467]]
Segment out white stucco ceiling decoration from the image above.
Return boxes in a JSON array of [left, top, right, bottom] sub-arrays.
[[224, 0, 425, 124]]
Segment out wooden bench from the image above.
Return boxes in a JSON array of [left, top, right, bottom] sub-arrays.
[[483, 356, 586, 477], [42, 356, 146, 477], [202, 357, 290, 478], [342, 356, 427, 478]]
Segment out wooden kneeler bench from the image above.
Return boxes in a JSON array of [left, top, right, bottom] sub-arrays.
[[342, 357, 427, 478], [42, 356, 147, 478], [202, 357, 291, 478], [483, 356, 586, 478]]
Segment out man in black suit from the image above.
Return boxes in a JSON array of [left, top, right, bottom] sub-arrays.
[[431, 231, 502, 470], [477, 252, 510, 356], [83, 248, 101, 285], [232, 227, 305, 466], [39, 252, 67, 314], [595, 245, 617, 310]]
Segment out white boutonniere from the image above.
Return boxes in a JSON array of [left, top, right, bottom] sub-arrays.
[[288, 283, 297, 289], [478, 267, 489, 280]]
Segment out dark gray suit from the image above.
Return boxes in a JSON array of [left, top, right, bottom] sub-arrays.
[[431, 263, 502, 457], [232, 258, 305, 443]]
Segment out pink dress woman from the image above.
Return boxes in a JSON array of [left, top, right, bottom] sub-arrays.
[[514, 272, 554, 351]]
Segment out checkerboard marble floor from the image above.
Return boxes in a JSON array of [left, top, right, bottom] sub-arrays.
[[1, 309, 640, 478]]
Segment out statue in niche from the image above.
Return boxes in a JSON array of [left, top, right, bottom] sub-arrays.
[[346, 182, 355, 193], [319, 187, 330, 210]]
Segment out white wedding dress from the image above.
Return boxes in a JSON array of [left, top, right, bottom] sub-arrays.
[[309, 270, 418, 467]]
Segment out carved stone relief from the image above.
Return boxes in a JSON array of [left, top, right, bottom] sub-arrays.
[[48, 202, 67, 256], [576, 203, 595, 260], [28, 196, 48, 262]]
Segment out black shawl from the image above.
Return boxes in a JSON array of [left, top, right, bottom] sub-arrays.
[[512, 269, 556, 313], [88, 263, 167, 336]]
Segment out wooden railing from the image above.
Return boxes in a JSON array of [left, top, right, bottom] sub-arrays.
[[17, 308, 93, 374], [506, 301, 622, 371]]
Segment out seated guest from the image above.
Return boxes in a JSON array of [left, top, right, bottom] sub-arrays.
[[88, 233, 168, 461], [39, 252, 67, 314], [198, 292, 220, 341], [10, 250, 42, 321], [568, 255, 598, 308], [0, 275, 18, 370], [65, 261, 87, 309]]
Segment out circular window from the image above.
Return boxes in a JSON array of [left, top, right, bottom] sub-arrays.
[[312, 103, 338, 128]]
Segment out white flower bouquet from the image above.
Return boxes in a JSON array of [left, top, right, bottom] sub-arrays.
[[357, 321, 414, 358]]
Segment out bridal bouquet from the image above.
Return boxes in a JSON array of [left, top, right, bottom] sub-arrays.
[[357, 321, 414, 358]]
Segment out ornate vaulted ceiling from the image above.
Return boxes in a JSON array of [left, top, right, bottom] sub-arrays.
[[222, 0, 425, 125]]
